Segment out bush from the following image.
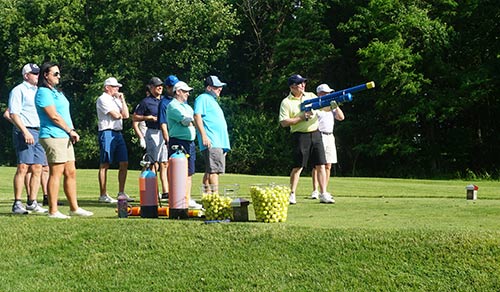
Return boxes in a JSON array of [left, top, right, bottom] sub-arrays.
[[222, 96, 293, 175]]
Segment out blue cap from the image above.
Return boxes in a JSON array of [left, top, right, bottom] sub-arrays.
[[164, 75, 179, 87], [288, 74, 307, 86], [205, 75, 227, 87]]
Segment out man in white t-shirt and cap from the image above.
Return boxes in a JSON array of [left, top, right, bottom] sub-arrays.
[[96, 77, 134, 203], [310, 83, 344, 201]]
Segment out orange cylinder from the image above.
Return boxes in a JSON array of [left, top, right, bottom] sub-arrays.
[[158, 207, 168, 216], [130, 206, 141, 216], [127, 206, 201, 218]]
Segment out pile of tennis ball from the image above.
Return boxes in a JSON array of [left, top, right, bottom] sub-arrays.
[[201, 193, 233, 221], [250, 184, 290, 223]]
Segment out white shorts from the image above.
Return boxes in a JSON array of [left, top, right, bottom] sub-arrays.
[[321, 133, 337, 164], [145, 128, 168, 162]]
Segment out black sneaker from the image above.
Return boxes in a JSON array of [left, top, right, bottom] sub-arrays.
[[43, 195, 64, 206], [161, 193, 169, 201]]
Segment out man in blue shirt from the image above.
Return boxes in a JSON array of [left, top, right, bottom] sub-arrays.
[[158, 75, 179, 201], [193, 75, 231, 194], [133, 77, 169, 198]]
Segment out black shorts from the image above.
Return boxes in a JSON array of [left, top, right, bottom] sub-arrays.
[[291, 131, 326, 168]]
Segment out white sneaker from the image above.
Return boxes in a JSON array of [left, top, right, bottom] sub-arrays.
[[99, 194, 117, 203], [310, 191, 320, 199], [26, 200, 48, 213], [319, 192, 335, 204], [48, 211, 70, 219], [188, 199, 203, 210], [12, 201, 30, 214], [69, 208, 94, 217], [117, 192, 135, 202], [289, 193, 297, 205]]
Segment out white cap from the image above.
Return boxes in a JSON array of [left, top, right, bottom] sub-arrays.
[[173, 81, 193, 92], [316, 83, 334, 94], [103, 77, 122, 87]]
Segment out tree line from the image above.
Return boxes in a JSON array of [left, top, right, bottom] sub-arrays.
[[0, 0, 498, 178]]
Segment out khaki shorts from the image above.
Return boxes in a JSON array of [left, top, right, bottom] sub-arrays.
[[40, 138, 75, 163], [321, 133, 338, 164], [145, 128, 168, 162]]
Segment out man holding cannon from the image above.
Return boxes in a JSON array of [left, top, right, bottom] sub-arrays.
[[278, 74, 334, 204]]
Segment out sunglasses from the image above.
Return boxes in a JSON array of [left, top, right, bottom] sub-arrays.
[[50, 72, 61, 77]]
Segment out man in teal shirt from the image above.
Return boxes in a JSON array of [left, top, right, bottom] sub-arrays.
[[193, 75, 230, 194]]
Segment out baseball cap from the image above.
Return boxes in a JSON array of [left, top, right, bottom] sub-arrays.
[[164, 75, 179, 87], [173, 81, 193, 92], [148, 77, 163, 86], [316, 84, 334, 94], [205, 75, 226, 87], [22, 63, 40, 75], [288, 74, 307, 86], [103, 77, 122, 87]]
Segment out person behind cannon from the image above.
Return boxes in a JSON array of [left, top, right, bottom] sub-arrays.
[[310, 83, 344, 202]]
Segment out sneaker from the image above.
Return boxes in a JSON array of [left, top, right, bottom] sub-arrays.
[[310, 190, 320, 199], [99, 194, 117, 203], [188, 199, 203, 210], [26, 201, 48, 213], [69, 208, 94, 217], [289, 193, 297, 205], [12, 201, 30, 214], [117, 192, 135, 202], [160, 193, 169, 201], [319, 192, 335, 204], [48, 211, 70, 219]]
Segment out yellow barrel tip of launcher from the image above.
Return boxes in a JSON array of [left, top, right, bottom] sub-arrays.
[[366, 81, 375, 89]]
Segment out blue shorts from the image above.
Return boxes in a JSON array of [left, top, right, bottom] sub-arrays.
[[168, 137, 196, 176], [13, 127, 47, 165], [98, 130, 128, 164]]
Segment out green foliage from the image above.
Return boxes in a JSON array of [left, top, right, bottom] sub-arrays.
[[222, 96, 293, 175], [0, 0, 499, 178], [0, 0, 240, 168]]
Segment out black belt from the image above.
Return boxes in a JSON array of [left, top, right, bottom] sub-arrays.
[[321, 131, 333, 135], [102, 129, 122, 132], [26, 127, 40, 130]]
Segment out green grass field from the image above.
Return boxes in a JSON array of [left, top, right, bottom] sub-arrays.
[[0, 167, 499, 291]]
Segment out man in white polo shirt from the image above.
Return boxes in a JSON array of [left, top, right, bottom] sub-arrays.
[[96, 77, 134, 203], [310, 83, 344, 201]]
